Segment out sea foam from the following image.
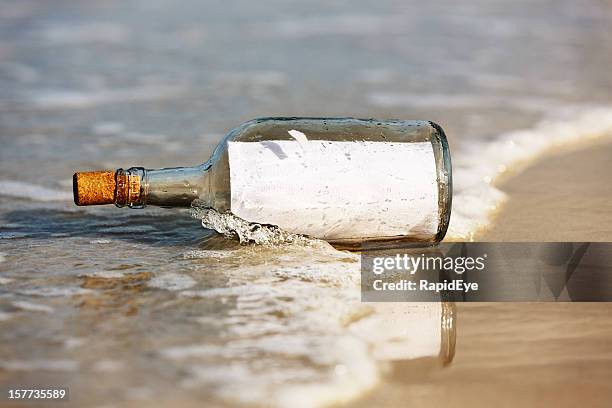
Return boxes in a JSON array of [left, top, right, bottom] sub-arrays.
[[448, 105, 612, 240]]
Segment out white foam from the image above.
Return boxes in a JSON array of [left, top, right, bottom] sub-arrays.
[[274, 336, 379, 408], [175, 245, 446, 408], [447, 106, 612, 240], [183, 249, 233, 259], [0, 180, 71, 201], [192, 204, 317, 246], [89, 239, 113, 244]]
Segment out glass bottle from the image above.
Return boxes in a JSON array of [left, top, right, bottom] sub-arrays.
[[351, 302, 456, 367], [73, 118, 452, 247]]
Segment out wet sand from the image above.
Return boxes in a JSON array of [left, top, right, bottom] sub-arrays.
[[351, 142, 612, 408], [351, 302, 612, 408], [480, 140, 612, 241]]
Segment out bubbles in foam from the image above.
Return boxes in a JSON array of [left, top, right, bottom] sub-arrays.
[[191, 201, 319, 246], [183, 249, 233, 259]]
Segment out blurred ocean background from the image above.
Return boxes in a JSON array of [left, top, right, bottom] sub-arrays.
[[1, 0, 612, 406]]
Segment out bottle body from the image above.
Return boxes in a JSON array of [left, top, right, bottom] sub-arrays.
[[74, 118, 452, 247]]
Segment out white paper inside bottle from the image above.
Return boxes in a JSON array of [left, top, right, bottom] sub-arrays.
[[228, 140, 439, 240]]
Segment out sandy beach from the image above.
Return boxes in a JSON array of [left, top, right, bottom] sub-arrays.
[[350, 141, 612, 407], [481, 140, 612, 241]]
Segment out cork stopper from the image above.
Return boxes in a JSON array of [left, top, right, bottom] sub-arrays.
[[73, 171, 116, 206]]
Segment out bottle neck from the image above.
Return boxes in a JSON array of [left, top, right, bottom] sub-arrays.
[[116, 165, 209, 208]]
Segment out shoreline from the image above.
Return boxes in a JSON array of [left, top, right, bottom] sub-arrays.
[[350, 140, 612, 408], [478, 139, 612, 241]]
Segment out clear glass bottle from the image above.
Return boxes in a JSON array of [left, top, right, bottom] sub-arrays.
[[74, 118, 452, 248], [351, 302, 456, 367]]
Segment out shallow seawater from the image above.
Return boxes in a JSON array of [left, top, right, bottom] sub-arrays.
[[0, 204, 450, 407], [1, 0, 612, 406]]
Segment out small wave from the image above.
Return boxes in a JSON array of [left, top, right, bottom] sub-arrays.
[[191, 202, 320, 246], [0, 180, 72, 202], [448, 106, 612, 240]]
